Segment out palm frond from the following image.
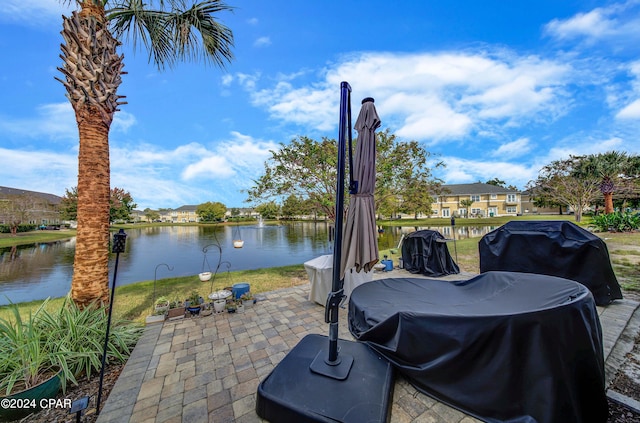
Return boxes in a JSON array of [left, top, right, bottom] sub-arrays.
[[106, 0, 234, 69]]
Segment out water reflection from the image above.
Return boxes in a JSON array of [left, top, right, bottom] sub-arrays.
[[0, 222, 495, 305], [0, 223, 334, 305], [377, 224, 498, 250]]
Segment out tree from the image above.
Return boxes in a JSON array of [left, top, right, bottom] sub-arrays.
[[143, 208, 160, 222], [458, 199, 474, 217], [196, 202, 227, 222], [375, 130, 444, 219], [485, 178, 506, 187], [59, 187, 78, 221], [0, 195, 34, 235], [56, 0, 234, 307], [247, 130, 443, 221], [60, 186, 136, 222], [577, 151, 634, 214], [110, 187, 137, 222], [247, 136, 338, 219], [281, 195, 309, 219], [526, 156, 600, 222], [255, 201, 280, 220]]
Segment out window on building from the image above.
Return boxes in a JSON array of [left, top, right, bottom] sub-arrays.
[[507, 194, 517, 203], [470, 195, 480, 202], [491, 194, 497, 199], [506, 206, 517, 213], [442, 208, 450, 217], [471, 208, 482, 216]]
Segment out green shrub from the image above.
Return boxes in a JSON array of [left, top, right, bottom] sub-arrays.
[[0, 300, 75, 395], [0, 224, 38, 233], [35, 297, 143, 381], [590, 211, 640, 232], [0, 297, 143, 396]]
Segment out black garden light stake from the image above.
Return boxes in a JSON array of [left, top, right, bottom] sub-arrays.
[[96, 228, 127, 415]]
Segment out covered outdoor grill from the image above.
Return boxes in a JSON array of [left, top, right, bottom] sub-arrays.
[[478, 220, 623, 306], [348, 271, 608, 423], [401, 229, 460, 276]]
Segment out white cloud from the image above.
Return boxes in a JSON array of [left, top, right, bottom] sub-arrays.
[[254, 36, 271, 47], [182, 156, 235, 180], [1, 0, 73, 25], [490, 138, 532, 159], [0, 103, 76, 140], [438, 156, 538, 189], [248, 50, 571, 141], [0, 147, 77, 197], [543, 1, 640, 47], [617, 99, 640, 119], [0, 102, 136, 142], [544, 8, 615, 41], [107, 133, 278, 208]]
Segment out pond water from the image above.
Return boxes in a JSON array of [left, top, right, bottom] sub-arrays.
[[0, 222, 497, 305]]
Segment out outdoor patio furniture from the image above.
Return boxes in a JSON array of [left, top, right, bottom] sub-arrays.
[[478, 220, 623, 306], [348, 271, 608, 423], [400, 229, 459, 276]]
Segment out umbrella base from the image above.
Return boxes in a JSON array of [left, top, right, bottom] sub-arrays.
[[309, 349, 353, 380], [256, 334, 394, 423]]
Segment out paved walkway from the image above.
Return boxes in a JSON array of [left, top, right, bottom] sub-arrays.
[[96, 272, 640, 423]]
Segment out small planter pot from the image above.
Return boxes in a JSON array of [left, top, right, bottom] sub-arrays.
[[0, 370, 62, 421], [154, 303, 169, 314], [199, 272, 212, 282], [213, 300, 226, 313], [186, 305, 201, 316], [167, 307, 186, 320], [233, 240, 244, 248]]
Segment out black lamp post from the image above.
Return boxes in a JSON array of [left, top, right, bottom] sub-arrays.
[[96, 228, 127, 414]]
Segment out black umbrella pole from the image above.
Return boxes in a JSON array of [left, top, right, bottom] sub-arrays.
[[326, 81, 351, 363], [96, 252, 119, 415]]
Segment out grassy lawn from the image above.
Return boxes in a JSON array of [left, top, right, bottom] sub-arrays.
[[0, 230, 77, 248], [0, 265, 309, 324]]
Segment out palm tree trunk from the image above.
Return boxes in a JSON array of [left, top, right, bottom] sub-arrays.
[[604, 192, 614, 214], [71, 106, 111, 307], [58, 5, 124, 308]]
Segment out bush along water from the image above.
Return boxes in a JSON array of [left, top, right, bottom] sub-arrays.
[[590, 211, 640, 232], [0, 296, 143, 397]]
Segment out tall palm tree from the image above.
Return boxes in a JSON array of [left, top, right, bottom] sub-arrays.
[[56, 0, 234, 308], [578, 151, 630, 215]]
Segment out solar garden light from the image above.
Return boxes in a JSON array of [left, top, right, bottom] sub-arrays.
[[96, 228, 127, 414]]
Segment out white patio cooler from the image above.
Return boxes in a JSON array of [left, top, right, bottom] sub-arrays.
[[304, 254, 373, 306]]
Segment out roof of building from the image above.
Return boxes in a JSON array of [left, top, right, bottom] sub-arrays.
[[174, 205, 198, 211], [442, 183, 518, 195], [0, 186, 62, 204]]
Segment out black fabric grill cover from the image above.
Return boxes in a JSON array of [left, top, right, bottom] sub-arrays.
[[348, 272, 607, 423], [478, 220, 622, 306], [401, 230, 460, 276]]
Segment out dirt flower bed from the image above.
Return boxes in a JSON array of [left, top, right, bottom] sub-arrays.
[[17, 363, 124, 423]]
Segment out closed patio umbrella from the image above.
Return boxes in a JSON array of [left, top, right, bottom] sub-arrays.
[[340, 97, 381, 279], [256, 83, 394, 423]]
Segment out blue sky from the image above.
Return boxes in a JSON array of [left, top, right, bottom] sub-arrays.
[[1, 1, 639, 210]]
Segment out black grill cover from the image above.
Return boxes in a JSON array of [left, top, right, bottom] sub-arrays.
[[478, 220, 622, 306], [401, 230, 459, 276], [348, 272, 607, 423]]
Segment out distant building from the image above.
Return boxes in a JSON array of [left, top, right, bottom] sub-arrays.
[[431, 183, 521, 218], [0, 186, 62, 226]]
